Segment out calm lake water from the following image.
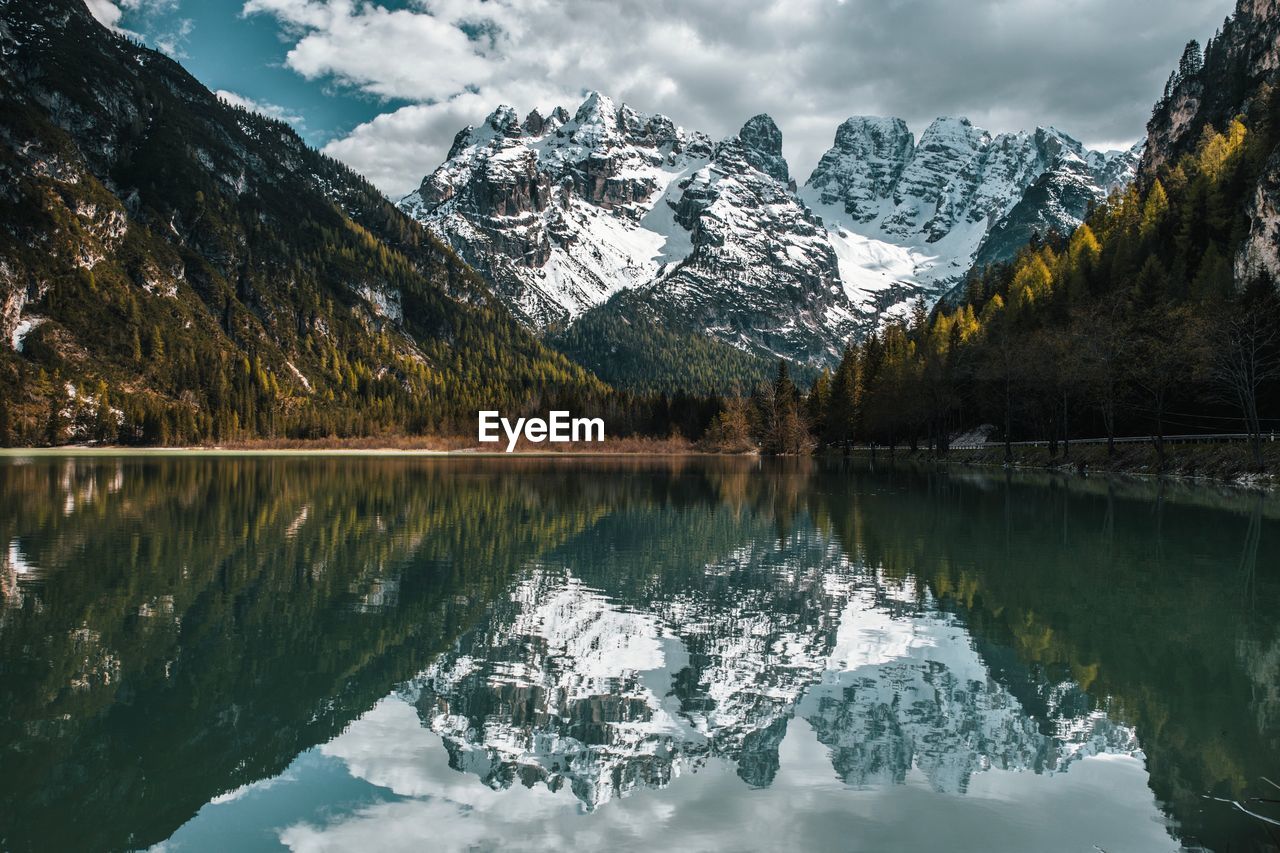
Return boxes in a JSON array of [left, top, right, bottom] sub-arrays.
[[1, 455, 1278, 852]]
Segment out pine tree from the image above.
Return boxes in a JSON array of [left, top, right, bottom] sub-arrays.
[[806, 369, 832, 437], [699, 397, 754, 453], [1177, 40, 1203, 81], [1011, 254, 1053, 308], [45, 392, 64, 446], [774, 360, 799, 409], [825, 348, 859, 450], [94, 380, 115, 444], [909, 298, 929, 334], [1140, 180, 1169, 237]]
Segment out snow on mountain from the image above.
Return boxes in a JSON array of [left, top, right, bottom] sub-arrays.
[[400, 95, 1137, 365], [804, 117, 915, 225], [971, 139, 1144, 272], [800, 120, 1142, 317], [804, 582, 1138, 794], [399, 93, 713, 329], [649, 126, 855, 362], [410, 570, 690, 809]]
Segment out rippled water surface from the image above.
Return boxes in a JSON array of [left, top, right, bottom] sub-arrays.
[[1, 455, 1278, 852]]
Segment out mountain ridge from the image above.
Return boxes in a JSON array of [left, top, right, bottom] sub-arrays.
[[401, 93, 1139, 378]]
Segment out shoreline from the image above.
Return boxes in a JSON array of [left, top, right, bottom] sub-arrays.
[[841, 443, 1280, 490], [0, 448, 721, 457], [0, 443, 724, 458], [3, 441, 1277, 490], [0, 434, 709, 457]]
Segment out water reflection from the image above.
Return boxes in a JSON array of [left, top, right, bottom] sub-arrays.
[[411, 558, 1140, 813], [0, 455, 1277, 851]]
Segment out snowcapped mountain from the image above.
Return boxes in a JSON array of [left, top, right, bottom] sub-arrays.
[[801, 119, 1142, 317], [400, 94, 1138, 367], [400, 93, 716, 330]]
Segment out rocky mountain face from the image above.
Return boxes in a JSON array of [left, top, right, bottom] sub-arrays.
[[1144, 0, 1280, 175], [1145, 0, 1280, 284], [0, 0, 600, 443], [401, 93, 715, 330], [401, 95, 852, 364], [404, 97, 1137, 370], [969, 143, 1144, 272], [801, 119, 1141, 313], [651, 124, 851, 363]]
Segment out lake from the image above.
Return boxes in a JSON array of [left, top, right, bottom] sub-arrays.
[[1, 455, 1277, 852]]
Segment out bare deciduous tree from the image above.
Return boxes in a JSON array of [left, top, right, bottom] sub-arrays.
[[1206, 288, 1280, 469]]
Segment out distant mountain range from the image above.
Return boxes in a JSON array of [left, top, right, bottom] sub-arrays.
[[399, 96, 1139, 375]]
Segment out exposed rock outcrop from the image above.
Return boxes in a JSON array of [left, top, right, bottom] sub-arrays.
[[403, 97, 1136, 366]]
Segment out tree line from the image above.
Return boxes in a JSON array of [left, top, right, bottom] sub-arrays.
[[703, 90, 1280, 467]]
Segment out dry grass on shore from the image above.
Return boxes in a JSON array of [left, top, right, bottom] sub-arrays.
[[208, 434, 706, 455]]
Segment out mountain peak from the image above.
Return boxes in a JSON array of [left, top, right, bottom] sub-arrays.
[[740, 114, 782, 152], [573, 91, 618, 125], [406, 95, 1136, 368], [445, 105, 522, 158], [803, 116, 915, 224], [569, 91, 623, 149], [918, 116, 986, 146], [738, 113, 789, 184], [484, 104, 520, 132], [833, 116, 912, 146]]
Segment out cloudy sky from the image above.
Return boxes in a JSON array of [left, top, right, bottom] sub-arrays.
[[89, 0, 1231, 198]]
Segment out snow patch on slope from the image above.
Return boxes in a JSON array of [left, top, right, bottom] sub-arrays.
[[10, 316, 45, 352], [402, 98, 1139, 360]]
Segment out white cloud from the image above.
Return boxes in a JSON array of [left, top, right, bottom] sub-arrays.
[[121, 0, 180, 11], [319, 85, 578, 197], [84, 0, 126, 31], [243, 0, 496, 101], [152, 16, 193, 58], [83, 0, 190, 56], [244, 0, 1230, 198], [215, 89, 306, 126]]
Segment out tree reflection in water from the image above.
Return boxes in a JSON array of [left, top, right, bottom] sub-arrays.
[[0, 455, 1277, 851]]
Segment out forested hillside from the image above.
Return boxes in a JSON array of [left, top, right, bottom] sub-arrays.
[[0, 0, 606, 446], [790, 2, 1280, 468], [548, 292, 786, 395]]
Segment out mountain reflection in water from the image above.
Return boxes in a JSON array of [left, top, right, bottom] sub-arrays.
[[1, 455, 1277, 852]]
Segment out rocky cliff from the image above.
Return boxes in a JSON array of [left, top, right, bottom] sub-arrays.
[[403, 97, 1136, 371], [1143, 0, 1280, 285]]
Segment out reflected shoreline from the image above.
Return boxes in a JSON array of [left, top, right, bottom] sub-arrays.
[[5, 445, 1277, 493]]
